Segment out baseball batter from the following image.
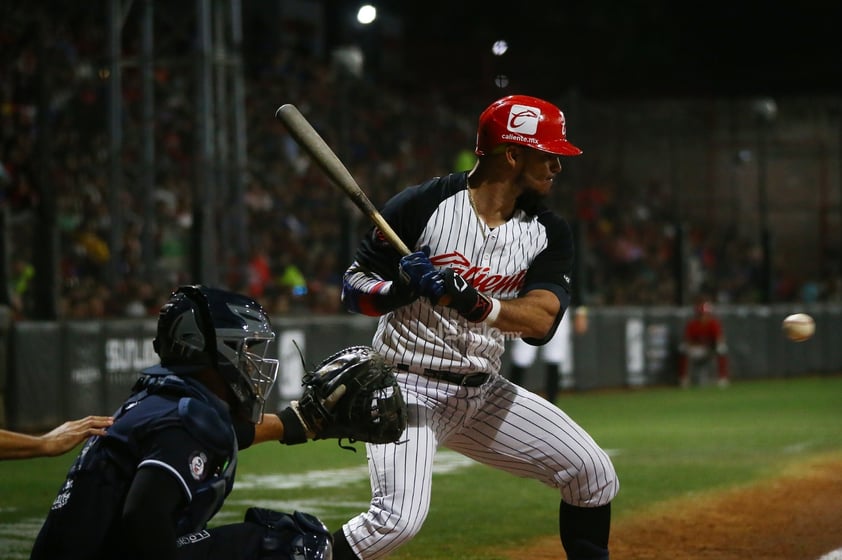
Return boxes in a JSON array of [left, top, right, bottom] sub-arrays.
[[337, 95, 619, 560]]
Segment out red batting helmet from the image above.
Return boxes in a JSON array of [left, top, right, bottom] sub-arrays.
[[475, 95, 582, 157]]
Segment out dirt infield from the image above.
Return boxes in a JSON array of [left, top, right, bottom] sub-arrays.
[[503, 453, 842, 560]]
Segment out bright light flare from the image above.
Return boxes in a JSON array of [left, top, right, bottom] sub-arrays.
[[492, 40, 508, 56], [357, 5, 377, 25]]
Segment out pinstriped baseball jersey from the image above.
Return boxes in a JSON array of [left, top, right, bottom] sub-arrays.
[[335, 98, 617, 560], [337, 170, 617, 560], [353, 170, 572, 376]]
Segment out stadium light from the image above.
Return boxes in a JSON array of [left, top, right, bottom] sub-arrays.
[[357, 4, 377, 25]]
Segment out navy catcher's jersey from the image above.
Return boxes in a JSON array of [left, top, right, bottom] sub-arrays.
[[348, 171, 573, 375], [31, 374, 240, 559]]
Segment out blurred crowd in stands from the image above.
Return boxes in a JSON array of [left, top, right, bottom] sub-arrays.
[[2, 7, 839, 321]]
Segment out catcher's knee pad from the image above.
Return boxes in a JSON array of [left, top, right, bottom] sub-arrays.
[[245, 507, 332, 560]]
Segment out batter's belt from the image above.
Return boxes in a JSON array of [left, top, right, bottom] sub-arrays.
[[395, 363, 490, 387]]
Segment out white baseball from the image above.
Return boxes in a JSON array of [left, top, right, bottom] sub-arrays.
[[782, 313, 815, 342]]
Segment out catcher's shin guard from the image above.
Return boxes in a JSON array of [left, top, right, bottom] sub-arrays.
[[245, 507, 332, 560], [559, 501, 611, 560]]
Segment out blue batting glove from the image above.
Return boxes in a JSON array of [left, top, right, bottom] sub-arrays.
[[398, 246, 444, 301]]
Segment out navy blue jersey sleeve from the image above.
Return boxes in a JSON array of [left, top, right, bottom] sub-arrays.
[[519, 209, 574, 345]]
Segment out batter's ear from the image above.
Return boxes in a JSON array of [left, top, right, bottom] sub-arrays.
[[503, 144, 520, 165]]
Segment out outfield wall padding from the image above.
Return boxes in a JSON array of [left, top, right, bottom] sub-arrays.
[[5, 305, 841, 430]]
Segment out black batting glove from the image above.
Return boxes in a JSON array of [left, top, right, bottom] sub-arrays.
[[398, 246, 445, 301], [436, 268, 494, 322]]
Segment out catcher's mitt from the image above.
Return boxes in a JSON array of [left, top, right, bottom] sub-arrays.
[[290, 345, 407, 449]]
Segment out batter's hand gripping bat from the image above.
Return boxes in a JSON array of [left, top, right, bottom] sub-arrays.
[[274, 103, 411, 256]]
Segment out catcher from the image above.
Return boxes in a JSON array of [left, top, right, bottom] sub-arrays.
[[31, 285, 406, 560]]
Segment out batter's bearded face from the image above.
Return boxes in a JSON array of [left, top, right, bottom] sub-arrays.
[[516, 147, 562, 197]]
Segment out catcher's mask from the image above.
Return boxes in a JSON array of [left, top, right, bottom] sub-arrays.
[[148, 285, 279, 423]]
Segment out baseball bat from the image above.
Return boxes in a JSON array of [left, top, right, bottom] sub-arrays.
[[274, 103, 411, 256]]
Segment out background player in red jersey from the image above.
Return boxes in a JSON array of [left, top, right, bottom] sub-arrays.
[[338, 95, 618, 560], [678, 298, 730, 388]]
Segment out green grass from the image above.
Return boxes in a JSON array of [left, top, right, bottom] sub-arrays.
[[2, 375, 840, 559]]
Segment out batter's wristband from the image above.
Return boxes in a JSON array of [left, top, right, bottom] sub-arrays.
[[484, 298, 501, 325]]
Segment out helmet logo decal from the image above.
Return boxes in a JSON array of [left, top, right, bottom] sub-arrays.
[[189, 451, 208, 480], [507, 104, 540, 135]]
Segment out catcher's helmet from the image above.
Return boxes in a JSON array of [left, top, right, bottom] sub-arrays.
[[148, 285, 279, 423], [475, 94, 582, 157]]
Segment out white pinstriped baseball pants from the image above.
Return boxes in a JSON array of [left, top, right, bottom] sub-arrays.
[[339, 372, 619, 559]]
